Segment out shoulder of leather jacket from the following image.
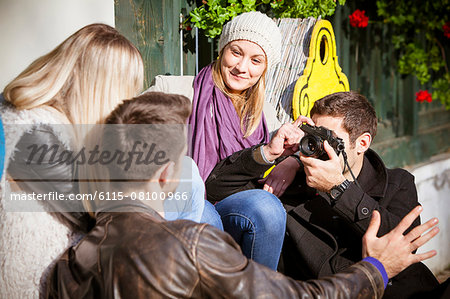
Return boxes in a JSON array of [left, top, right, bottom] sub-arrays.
[[195, 223, 249, 271]]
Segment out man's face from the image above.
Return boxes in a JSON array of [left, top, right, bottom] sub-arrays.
[[311, 114, 361, 175]]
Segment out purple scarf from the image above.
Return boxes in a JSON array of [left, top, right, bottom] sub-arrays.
[[189, 64, 269, 181]]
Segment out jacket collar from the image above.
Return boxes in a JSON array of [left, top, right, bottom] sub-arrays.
[[95, 199, 164, 222], [356, 149, 388, 198]]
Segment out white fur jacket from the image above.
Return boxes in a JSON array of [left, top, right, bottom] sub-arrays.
[[0, 97, 79, 299]]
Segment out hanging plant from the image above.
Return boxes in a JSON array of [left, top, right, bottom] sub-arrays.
[[372, 0, 450, 108], [189, 0, 346, 39]]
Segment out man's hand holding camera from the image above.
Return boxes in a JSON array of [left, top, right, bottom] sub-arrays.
[[261, 116, 348, 195], [300, 140, 347, 193]]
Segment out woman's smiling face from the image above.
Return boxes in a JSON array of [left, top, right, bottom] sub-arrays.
[[220, 40, 267, 94]]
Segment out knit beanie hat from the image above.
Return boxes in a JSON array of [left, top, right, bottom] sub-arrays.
[[218, 11, 282, 67]]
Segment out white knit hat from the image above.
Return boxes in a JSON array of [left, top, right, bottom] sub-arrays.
[[218, 11, 282, 67]]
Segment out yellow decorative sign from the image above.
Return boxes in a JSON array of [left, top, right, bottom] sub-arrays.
[[292, 19, 350, 118], [264, 20, 349, 178]]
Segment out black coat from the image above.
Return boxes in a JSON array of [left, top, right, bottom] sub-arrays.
[[206, 146, 439, 299]]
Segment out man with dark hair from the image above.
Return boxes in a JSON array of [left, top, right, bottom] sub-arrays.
[[284, 92, 439, 298], [206, 91, 440, 298], [46, 92, 439, 298]]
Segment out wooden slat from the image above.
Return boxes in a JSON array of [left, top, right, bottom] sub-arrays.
[[115, 0, 195, 88], [265, 17, 317, 124]]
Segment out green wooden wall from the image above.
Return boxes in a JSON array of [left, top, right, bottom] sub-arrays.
[[115, 1, 450, 168], [331, 5, 450, 167], [115, 0, 196, 88]]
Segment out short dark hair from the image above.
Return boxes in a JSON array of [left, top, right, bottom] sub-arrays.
[[101, 92, 191, 190], [310, 91, 377, 144], [105, 91, 191, 125]]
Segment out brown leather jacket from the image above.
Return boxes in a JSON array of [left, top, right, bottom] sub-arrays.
[[46, 203, 384, 298]]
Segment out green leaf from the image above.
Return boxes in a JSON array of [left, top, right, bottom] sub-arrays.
[[432, 74, 450, 109]]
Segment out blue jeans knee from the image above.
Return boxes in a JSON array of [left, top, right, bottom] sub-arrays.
[[200, 200, 224, 230], [214, 189, 286, 270]]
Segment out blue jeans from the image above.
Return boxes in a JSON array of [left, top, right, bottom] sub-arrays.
[[201, 189, 286, 270], [164, 157, 205, 222]]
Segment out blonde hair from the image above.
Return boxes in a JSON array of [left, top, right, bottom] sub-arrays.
[[3, 23, 144, 130], [212, 50, 266, 138]]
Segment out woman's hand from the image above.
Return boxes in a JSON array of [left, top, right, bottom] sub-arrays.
[[263, 116, 314, 161], [258, 156, 301, 197]]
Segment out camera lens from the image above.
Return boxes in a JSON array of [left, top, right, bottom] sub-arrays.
[[308, 140, 316, 152], [299, 135, 324, 157]]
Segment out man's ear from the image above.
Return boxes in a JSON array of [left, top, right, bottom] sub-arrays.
[[356, 132, 372, 154], [158, 161, 175, 189]]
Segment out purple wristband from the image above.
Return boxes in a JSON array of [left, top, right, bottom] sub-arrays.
[[362, 256, 388, 288]]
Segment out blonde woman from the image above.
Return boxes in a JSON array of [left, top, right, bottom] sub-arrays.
[[0, 23, 143, 298], [188, 12, 299, 271]]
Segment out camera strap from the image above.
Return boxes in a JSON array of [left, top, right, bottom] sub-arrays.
[[342, 151, 363, 190]]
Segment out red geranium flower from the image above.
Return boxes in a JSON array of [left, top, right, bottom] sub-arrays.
[[415, 90, 433, 103], [349, 9, 369, 28], [443, 22, 450, 39]]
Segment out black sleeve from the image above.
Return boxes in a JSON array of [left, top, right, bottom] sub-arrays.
[[7, 125, 94, 232], [205, 145, 273, 203], [332, 170, 420, 236]]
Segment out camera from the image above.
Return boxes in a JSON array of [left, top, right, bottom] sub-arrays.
[[299, 124, 345, 160]]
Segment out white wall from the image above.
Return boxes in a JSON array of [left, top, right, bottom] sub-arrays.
[[409, 153, 450, 275], [0, 0, 115, 90]]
